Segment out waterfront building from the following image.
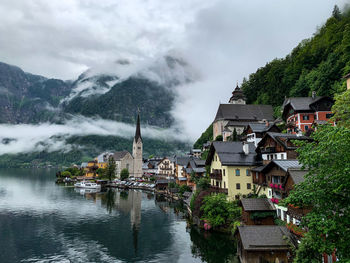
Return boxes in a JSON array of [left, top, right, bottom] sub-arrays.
[[132, 113, 143, 178], [236, 225, 293, 263], [113, 151, 134, 179], [157, 157, 175, 178], [213, 85, 274, 141], [174, 156, 191, 185], [206, 141, 260, 199], [240, 198, 276, 225], [95, 151, 114, 169], [282, 92, 334, 134]]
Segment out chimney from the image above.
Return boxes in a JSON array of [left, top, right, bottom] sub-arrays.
[[243, 142, 249, 155], [312, 91, 316, 99], [266, 120, 269, 127]]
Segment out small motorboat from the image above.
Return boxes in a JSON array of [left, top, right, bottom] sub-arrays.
[[74, 181, 101, 189]]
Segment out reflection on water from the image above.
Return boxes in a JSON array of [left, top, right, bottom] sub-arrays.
[[0, 169, 237, 263]]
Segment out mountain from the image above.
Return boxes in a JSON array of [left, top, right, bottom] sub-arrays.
[[0, 55, 194, 167], [194, 5, 350, 149]]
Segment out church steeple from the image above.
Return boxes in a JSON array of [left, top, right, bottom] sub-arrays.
[[134, 112, 142, 142], [229, 83, 246, 104]]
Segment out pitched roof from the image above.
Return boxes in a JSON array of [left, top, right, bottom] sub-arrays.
[[176, 156, 191, 166], [258, 132, 311, 150], [237, 226, 291, 251], [206, 141, 260, 166], [287, 168, 308, 184], [214, 104, 274, 122], [113, 151, 130, 161], [259, 160, 301, 175], [247, 122, 279, 133], [251, 165, 267, 172], [241, 198, 275, 211]]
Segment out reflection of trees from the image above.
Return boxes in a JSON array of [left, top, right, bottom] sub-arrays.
[[189, 226, 239, 263], [101, 189, 116, 214], [120, 191, 129, 200]]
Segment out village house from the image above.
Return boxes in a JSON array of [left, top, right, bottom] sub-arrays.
[[157, 157, 175, 178], [213, 85, 274, 141], [236, 225, 293, 263], [206, 141, 261, 199], [142, 157, 160, 178], [183, 157, 206, 190], [282, 92, 334, 134], [174, 156, 191, 185], [242, 122, 281, 147], [189, 149, 202, 158], [256, 132, 312, 164], [95, 152, 114, 169], [240, 198, 276, 226], [84, 160, 99, 178]]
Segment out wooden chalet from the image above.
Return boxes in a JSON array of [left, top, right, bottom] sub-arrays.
[[240, 198, 276, 225], [236, 225, 293, 263]]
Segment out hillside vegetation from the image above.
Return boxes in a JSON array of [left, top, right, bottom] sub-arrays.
[[194, 6, 350, 148]]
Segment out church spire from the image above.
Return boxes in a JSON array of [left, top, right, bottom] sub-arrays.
[[134, 111, 142, 142]]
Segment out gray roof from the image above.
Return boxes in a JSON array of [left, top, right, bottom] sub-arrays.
[[282, 96, 324, 111], [251, 165, 266, 172], [287, 168, 308, 184], [214, 104, 274, 122], [241, 198, 275, 211], [247, 122, 277, 133], [238, 226, 291, 251], [271, 160, 301, 172], [176, 157, 191, 166], [194, 159, 206, 166], [206, 141, 260, 166], [258, 132, 311, 150], [113, 151, 130, 161]]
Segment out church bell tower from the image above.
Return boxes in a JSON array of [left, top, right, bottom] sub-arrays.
[[132, 112, 143, 177]]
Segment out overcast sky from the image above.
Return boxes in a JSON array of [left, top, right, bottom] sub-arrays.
[[0, 0, 348, 141]]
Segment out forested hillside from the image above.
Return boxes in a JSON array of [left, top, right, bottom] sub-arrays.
[[194, 5, 350, 148], [242, 5, 350, 110]]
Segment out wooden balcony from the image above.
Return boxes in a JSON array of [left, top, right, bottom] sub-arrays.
[[260, 147, 276, 153], [210, 186, 228, 194], [210, 172, 222, 181]]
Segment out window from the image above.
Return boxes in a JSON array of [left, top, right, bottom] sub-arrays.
[[223, 169, 225, 176], [295, 117, 298, 122], [246, 169, 250, 176], [236, 183, 240, 189], [305, 125, 309, 130], [247, 183, 251, 189], [303, 115, 309, 120], [126, 164, 129, 170], [272, 176, 281, 184], [255, 172, 258, 180], [224, 182, 226, 188], [235, 169, 240, 176], [326, 113, 334, 119]]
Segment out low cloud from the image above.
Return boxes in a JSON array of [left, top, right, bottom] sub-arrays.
[[0, 116, 190, 155]]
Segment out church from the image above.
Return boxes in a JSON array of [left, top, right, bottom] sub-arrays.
[[132, 112, 143, 178], [213, 84, 275, 141]]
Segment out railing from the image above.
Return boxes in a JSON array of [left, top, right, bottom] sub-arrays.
[[210, 186, 228, 194], [260, 147, 276, 153], [210, 172, 222, 180]]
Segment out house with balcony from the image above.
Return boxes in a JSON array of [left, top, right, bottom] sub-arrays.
[[174, 156, 191, 185], [183, 157, 206, 190], [242, 122, 281, 146], [256, 132, 312, 164], [206, 141, 261, 199], [157, 157, 175, 178], [282, 93, 334, 134]]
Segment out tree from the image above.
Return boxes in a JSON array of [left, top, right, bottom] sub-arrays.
[[215, 135, 223, 141], [332, 5, 341, 20], [105, 156, 116, 181], [197, 177, 211, 190], [201, 194, 241, 228], [284, 124, 350, 262], [331, 89, 350, 128], [120, 168, 129, 181], [96, 168, 105, 178], [61, 171, 71, 178], [232, 128, 237, 141]]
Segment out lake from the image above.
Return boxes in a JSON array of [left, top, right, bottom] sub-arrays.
[[0, 169, 238, 263]]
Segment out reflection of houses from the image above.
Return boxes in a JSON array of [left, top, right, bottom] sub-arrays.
[[240, 198, 275, 225], [113, 151, 134, 179], [157, 157, 175, 178], [256, 132, 311, 164], [282, 93, 334, 134], [213, 85, 274, 141], [206, 141, 260, 199], [236, 226, 293, 263], [242, 122, 281, 147]]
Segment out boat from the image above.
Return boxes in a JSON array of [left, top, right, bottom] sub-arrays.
[[74, 181, 101, 189]]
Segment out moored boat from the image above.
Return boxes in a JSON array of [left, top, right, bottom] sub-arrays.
[[74, 181, 101, 189]]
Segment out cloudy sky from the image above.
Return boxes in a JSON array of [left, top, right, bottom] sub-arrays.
[[0, 0, 348, 143]]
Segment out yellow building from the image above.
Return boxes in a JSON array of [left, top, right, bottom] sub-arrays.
[[206, 141, 260, 200]]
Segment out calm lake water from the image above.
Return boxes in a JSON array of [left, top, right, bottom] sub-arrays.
[[0, 169, 238, 263]]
